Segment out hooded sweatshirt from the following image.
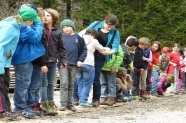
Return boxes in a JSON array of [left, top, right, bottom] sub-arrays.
[[0, 17, 21, 74]]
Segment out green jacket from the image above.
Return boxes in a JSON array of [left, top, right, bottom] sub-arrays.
[[102, 45, 123, 72]]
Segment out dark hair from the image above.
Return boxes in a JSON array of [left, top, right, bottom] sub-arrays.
[[126, 37, 139, 47], [152, 41, 161, 52], [85, 28, 98, 38], [104, 13, 118, 25]]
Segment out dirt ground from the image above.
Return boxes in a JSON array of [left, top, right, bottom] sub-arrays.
[[1, 91, 186, 123]]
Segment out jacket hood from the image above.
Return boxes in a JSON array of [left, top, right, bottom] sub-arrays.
[[0, 17, 22, 28]]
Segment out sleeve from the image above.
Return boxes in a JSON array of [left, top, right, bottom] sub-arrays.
[[19, 22, 43, 43], [57, 32, 67, 64], [147, 50, 152, 62], [158, 76, 166, 95], [78, 36, 87, 62], [112, 46, 123, 69], [94, 39, 104, 51], [111, 30, 120, 53], [0, 26, 17, 74]]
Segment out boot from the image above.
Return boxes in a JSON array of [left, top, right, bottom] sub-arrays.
[[40, 100, 49, 113], [105, 97, 115, 106], [92, 101, 99, 108], [140, 90, 147, 100], [73, 98, 79, 106], [100, 98, 107, 105], [48, 100, 58, 115]]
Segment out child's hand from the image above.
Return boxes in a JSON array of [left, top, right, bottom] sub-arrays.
[[41, 66, 48, 73], [110, 67, 116, 73], [77, 61, 83, 67]]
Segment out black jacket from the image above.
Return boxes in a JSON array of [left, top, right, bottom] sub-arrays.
[[42, 26, 66, 64]]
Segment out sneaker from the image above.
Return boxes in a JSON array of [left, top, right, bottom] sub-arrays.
[[123, 96, 133, 102], [132, 95, 141, 100], [80, 102, 93, 108], [67, 105, 77, 112], [0, 111, 19, 120], [151, 92, 159, 97], [22, 108, 36, 118], [59, 106, 66, 111], [31, 103, 42, 116]]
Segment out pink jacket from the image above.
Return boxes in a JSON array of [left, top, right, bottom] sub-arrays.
[[158, 75, 166, 95]]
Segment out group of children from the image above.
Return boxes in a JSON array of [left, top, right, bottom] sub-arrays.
[[0, 2, 186, 121]]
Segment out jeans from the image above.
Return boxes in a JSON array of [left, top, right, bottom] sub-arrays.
[[151, 70, 159, 93], [40, 62, 56, 101], [27, 64, 41, 107], [132, 68, 141, 96], [93, 51, 105, 101], [76, 64, 95, 103], [59, 65, 77, 106], [0, 68, 11, 112], [14, 62, 33, 111], [100, 70, 117, 97]]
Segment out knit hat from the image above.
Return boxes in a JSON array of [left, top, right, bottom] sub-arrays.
[[60, 17, 75, 30], [162, 47, 170, 53], [18, 7, 41, 22]]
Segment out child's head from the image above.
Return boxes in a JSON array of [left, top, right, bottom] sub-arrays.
[[104, 13, 118, 31], [60, 18, 75, 35], [44, 8, 59, 26], [117, 67, 127, 79], [85, 28, 98, 39], [166, 74, 174, 83], [172, 43, 180, 53], [161, 47, 170, 57], [151, 41, 161, 52], [138, 37, 150, 49], [125, 36, 139, 51]]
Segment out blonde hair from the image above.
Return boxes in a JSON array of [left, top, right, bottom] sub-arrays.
[[37, 7, 44, 23], [44, 8, 59, 25], [166, 74, 174, 83], [138, 37, 149, 45]]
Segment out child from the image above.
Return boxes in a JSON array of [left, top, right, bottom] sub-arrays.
[[157, 74, 174, 96], [132, 37, 149, 99], [100, 45, 123, 106], [181, 48, 186, 90], [157, 47, 170, 75], [140, 41, 152, 100], [59, 18, 87, 111], [167, 43, 181, 93], [115, 67, 133, 102], [40, 8, 67, 115], [0, 6, 39, 119], [75, 28, 110, 107], [146, 41, 161, 97], [120, 36, 138, 101]]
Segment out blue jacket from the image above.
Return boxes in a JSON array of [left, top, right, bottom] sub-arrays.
[[86, 21, 120, 62], [11, 22, 45, 65], [0, 17, 21, 74]]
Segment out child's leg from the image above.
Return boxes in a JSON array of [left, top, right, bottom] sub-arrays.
[[132, 68, 140, 96], [151, 70, 159, 94]]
